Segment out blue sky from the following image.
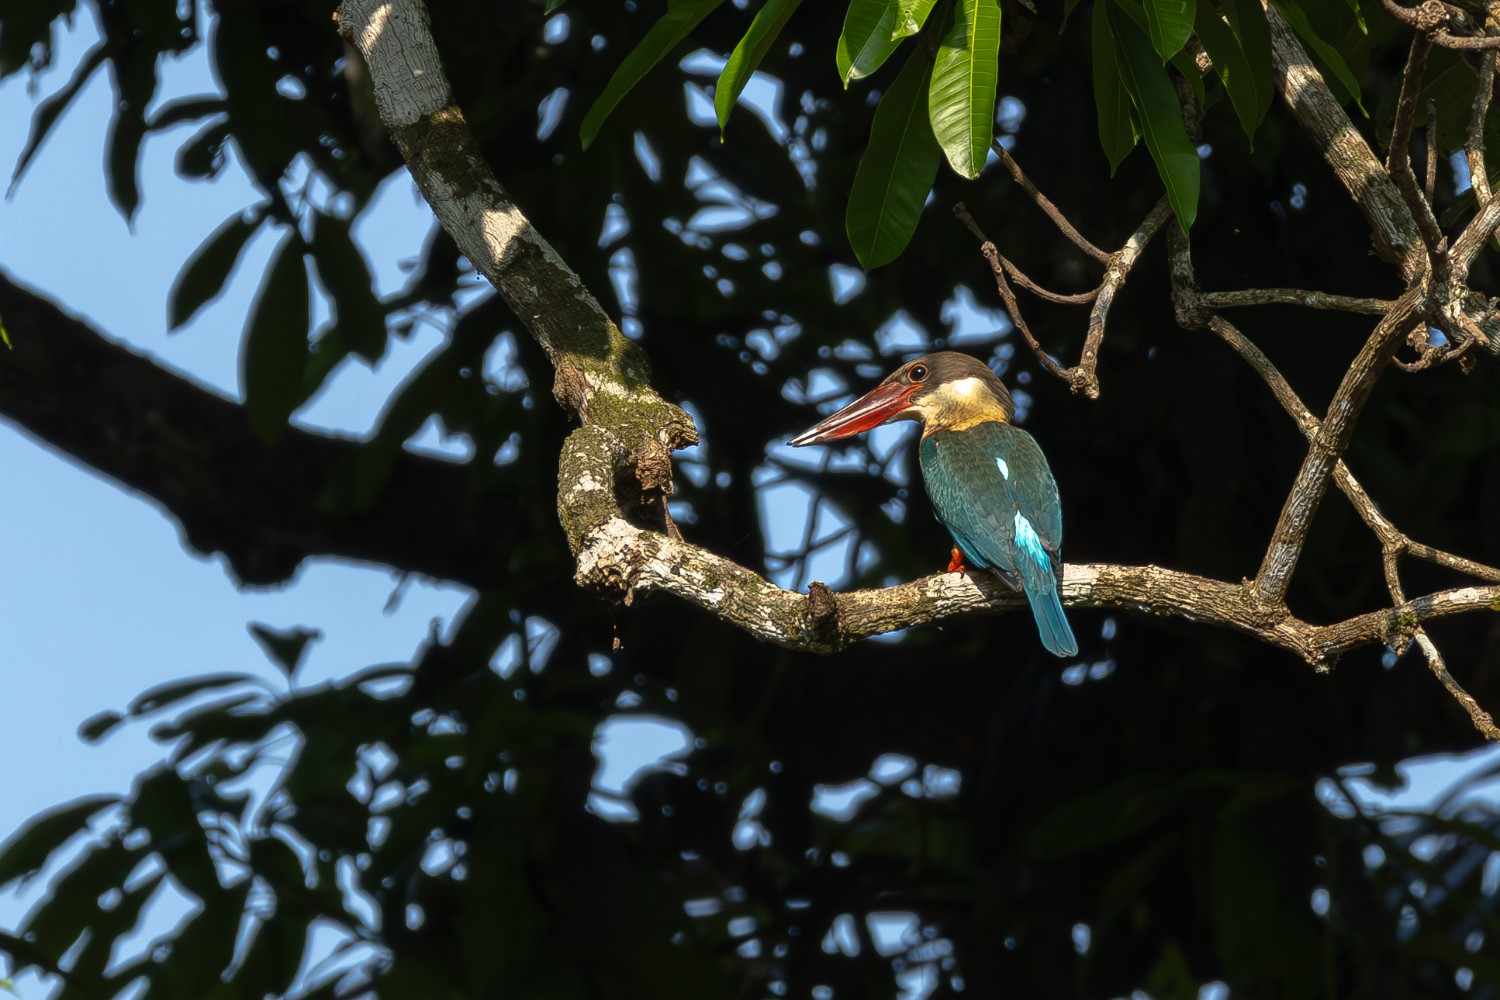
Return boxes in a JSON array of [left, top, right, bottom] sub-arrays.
[[2, 5, 1498, 998]]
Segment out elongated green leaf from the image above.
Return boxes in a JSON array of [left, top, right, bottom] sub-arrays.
[[168, 209, 266, 331], [1223, 0, 1274, 127], [837, 0, 903, 86], [846, 48, 943, 268], [7, 43, 106, 197], [1142, 0, 1194, 62], [579, 0, 725, 149], [929, 0, 1001, 179], [0, 796, 118, 890], [241, 234, 311, 443], [1108, 1, 1199, 230], [1271, 0, 1364, 114], [1195, 6, 1257, 140], [893, 0, 940, 38], [715, 0, 804, 134], [0, 317, 10, 350], [1092, 0, 1139, 174]]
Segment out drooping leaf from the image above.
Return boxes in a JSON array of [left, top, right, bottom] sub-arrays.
[[1195, 4, 1262, 142], [128, 672, 257, 716], [7, 42, 107, 197], [1222, 0, 1274, 128], [241, 233, 311, 443], [77, 710, 126, 744], [715, 0, 804, 135], [893, 0, 940, 39], [1271, 0, 1365, 115], [1107, 1, 1199, 231], [836, 0, 904, 86], [311, 210, 386, 361], [0, 796, 118, 890], [579, 0, 726, 150], [1092, 0, 1140, 174], [846, 47, 943, 268], [929, 0, 1001, 179], [145, 96, 228, 131], [168, 209, 266, 330], [1142, 0, 1194, 62], [248, 622, 322, 681]]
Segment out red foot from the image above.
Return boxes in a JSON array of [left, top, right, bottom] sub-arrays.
[[946, 546, 967, 574]]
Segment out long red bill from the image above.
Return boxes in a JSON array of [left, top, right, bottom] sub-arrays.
[[787, 380, 912, 446]]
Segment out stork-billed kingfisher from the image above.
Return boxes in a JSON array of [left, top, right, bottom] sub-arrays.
[[788, 352, 1078, 657]]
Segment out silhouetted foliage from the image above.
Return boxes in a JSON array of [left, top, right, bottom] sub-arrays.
[[1, 1, 1499, 998]]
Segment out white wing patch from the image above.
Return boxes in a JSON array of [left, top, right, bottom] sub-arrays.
[[1013, 511, 1049, 567], [995, 457, 1009, 480]]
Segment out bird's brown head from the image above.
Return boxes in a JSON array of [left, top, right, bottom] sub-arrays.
[[788, 351, 1014, 446]]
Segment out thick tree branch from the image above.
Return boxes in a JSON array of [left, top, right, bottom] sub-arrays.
[[0, 271, 517, 589]]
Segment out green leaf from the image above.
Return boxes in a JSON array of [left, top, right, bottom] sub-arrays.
[[0, 317, 10, 350], [1271, 0, 1364, 114], [310, 211, 386, 362], [168, 209, 266, 331], [544, 0, 567, 11], [846, 47, 943, 268], [1195, 4, 1262, 141], [1142, 0, 1194, 62], [579, 0, 726, 149], [77, 710, 126, 744], [1092, 0, 1139, 173], [0, 796, 118, 890], [1223, 0, 1274, 129], [1107, 1, 1199, 231], [929, 0, 1001, 179], [7, 43, 107, 197], [248, 622, 322, 681], [893, 0, 940, 38], [241, 233, 311, 443], [715, 0, 804, 135], [129, 673, 257, 716], [837, 0, 905, 86]]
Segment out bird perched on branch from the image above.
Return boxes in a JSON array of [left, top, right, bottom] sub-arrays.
[[789, 351, 1077, 657]]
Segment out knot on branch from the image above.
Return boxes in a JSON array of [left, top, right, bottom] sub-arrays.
[[804, 582, 842, 646], [1414, 0, 1451, 33]]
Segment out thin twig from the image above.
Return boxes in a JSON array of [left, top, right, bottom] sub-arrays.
[[1425, 99, 1438, 202], [996, 252, 1099, 305], [990, 140, 1111, 262], [1387, 34, 1448, 270], [1077, 198, 1173, 399], [1201, 289, 1395, 315]]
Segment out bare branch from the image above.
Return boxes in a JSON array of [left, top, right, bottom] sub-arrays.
[[990, 140, 1111, 263], [0, 271, 518, 590], [1201, 289, 1395, 315], [954, 197, 1170, 398], [1078, 198, 1174, 398], [1386, 35, 1447, 267]]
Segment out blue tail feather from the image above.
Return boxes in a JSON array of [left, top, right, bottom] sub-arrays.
[[1024, 580, 1078, 658]]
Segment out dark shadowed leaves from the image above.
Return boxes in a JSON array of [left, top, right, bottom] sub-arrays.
[[846, 47, 942, 268], [580, 0, 727, 149], [168, 208, 266, 330], [0, 796, 117, 890], [1195, 1, 1267, 142], [248, 621, 323, 681], [241, 233, 311, 443], [77, 710, 126, 744], [1142, 0, 1194, 62], [1107, 1, 1199, 230], [311, 210, 386, 362], [1092, 0, 1139, 173], [127, 672, 257, 715], [7, 43, 106, 197]]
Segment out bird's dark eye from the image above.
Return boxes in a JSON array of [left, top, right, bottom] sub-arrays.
[[909, 364, 928, 382]]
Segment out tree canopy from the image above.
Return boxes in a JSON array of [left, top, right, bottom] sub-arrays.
[[2, 0, 1500, 997]]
